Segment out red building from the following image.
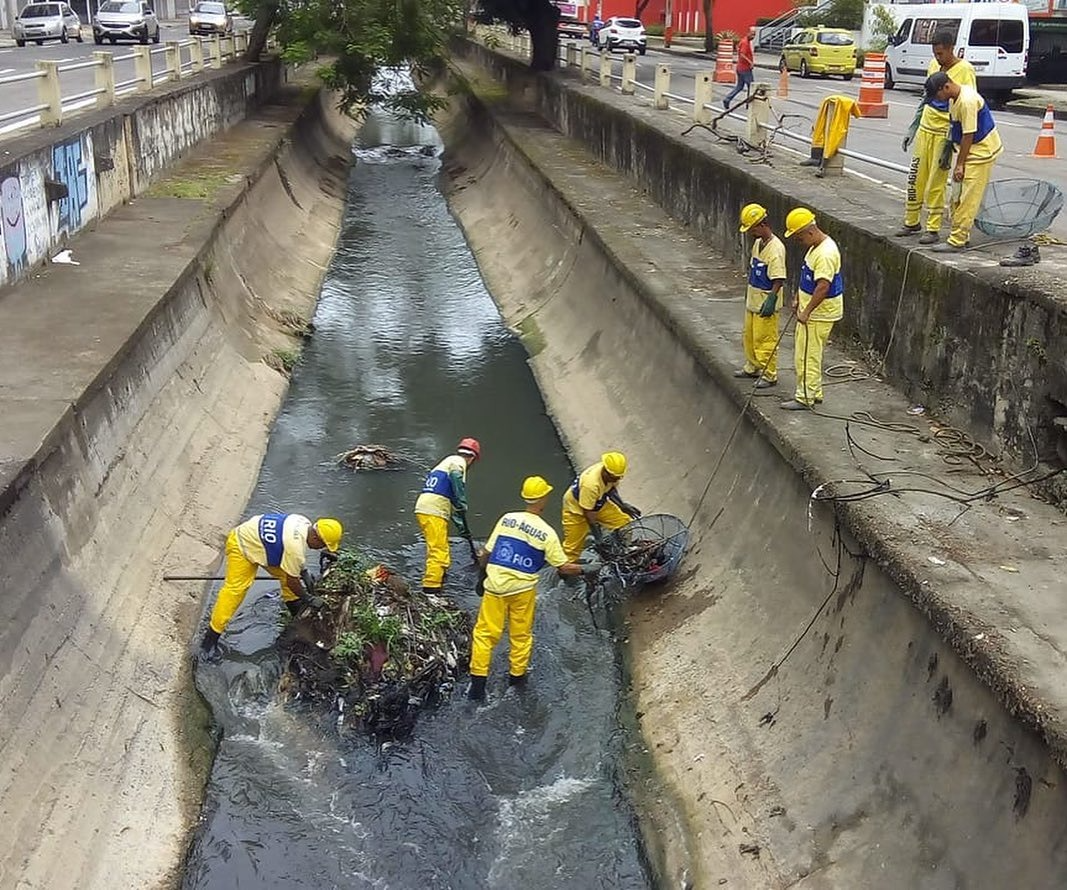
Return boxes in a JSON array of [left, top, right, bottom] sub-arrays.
[[577, 0, 792, 39]]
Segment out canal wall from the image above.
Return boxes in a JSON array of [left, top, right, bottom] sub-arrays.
[[0, 58, 283, 289], [0, 85, 355, 888], [453, 38, 1067, 507], [438, 63, 1067, 889]]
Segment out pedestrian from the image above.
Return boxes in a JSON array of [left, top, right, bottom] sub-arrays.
[[896, 30, 977, 245], [780, 207, 842, 411], [734, 203, 786, 388], [561, 451, 641, 561], [414, 438, 480, 595], [200, 514, 343, 654], [723, 26, 756, 109], [590, 13, 603, 45], [924, 71, 1002, 252], [468, 476, 582, 700]]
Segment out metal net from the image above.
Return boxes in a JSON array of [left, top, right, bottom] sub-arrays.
[[595, 513, 689, 588], [975, 178, 1063, 239]]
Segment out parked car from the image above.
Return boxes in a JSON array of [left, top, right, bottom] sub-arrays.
[[780, 27, 857, 79], [13, 2, 83, 46], [93, 0, 161, 45], [188, 0, 233, 36], [598, 16, 647, 55]]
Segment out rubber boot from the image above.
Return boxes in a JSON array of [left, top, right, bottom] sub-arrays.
[[285, 599, 303, 617], [423, 586, 442, 597], [468, 675, 487, 701], [508, 673, 527, 688], [799, 147, 824, 168], [1000, 244, 1040, 267], [199, 627, 221, 659]]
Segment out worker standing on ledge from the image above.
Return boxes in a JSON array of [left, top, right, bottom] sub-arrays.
[[896, 30, 977, 246], [925, 71, 1002, 253], [414, 438, 480, 595], [780, 208, 842, 411], [734, 203, 786, 388], [200, 514, 343, 654], [561, 451, 641, 560], [468, 476, 582, 701]]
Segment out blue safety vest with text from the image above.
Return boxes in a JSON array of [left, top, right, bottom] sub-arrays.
[[571, 477, 611, 511], [799, 262, 844, 298], [488, 534, 548, 574], [421, 468, 455, 500], [258, 513, 288, 568], [748, 257, 773, 291], [950, 103, 995, 146]]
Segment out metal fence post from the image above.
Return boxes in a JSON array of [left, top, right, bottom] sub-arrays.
[[94, 51, 115, 108], [599, 51, 612, 87], [210, 34, 222, 68], [36, 61, 61, 126], [693, 72, 712, 123], [133, 45, 153, 91], [191, 37, 204, 72], [653, 63, 670, 109], [565, 40, 577, 67], [580, 46, 591, 81], [621, 53, 636, 94], [165, 40, 181, 81]]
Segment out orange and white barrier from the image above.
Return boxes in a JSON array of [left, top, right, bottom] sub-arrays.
[[1032, 104, 1058, 158], [714, 40, 736, 84], [777, 62, 789, 98], [857, 52, 888, 118]]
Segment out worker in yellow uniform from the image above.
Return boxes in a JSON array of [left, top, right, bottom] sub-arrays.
[[896, 30, 976, 246], [200, 513, 343, 654], [780, 208, 842, 411], [468, 476, 582, 700], [561, 451, 640, 561], [734, 203, 786, 387], [925, 72, 1002, 253], [414, 438, 481, 594]]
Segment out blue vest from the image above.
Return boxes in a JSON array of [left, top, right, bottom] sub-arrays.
[[748, 256, 773, 291], [800, 261, 844, 298], [258, 513, 288, 568], [421, 468, 454, 500], [928, 97, 950, 113], [950, 102, 996, 146], [570, 476, 611, 511], [487, 534, 548, 573]]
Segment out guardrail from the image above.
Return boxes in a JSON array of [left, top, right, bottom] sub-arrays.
[[1, 31, 254, 135], [474, 26, 910, 182]]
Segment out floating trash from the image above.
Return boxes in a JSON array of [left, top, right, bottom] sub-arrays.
[[335, 444, 408, 471]]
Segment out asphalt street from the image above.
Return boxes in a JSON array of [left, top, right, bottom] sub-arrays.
[[629, 47, 1067, 239]]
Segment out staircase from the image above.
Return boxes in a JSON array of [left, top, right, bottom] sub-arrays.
[[756, 0, 832, 52]]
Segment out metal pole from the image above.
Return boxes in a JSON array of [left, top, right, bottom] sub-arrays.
[[164, 574, 275, 581]]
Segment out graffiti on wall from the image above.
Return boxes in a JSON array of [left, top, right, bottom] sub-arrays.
[[50, 133, 96, 239], [0, 175, 26, 276]]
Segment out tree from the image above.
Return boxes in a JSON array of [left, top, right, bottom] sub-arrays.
[[797, 0, 864, 31], [702, 0, 712, 52], [867, 4, 897, 51], [478, 0, 562, 71]]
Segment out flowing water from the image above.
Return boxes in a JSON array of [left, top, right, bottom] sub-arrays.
[[182, 99, 652, 889]]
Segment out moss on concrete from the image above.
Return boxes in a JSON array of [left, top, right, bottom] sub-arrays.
[[516, 315, 546, 357]]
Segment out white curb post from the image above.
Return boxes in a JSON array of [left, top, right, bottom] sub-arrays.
[[94, 51, 115, 108], [36, 61, 61, 126], [621, 53, 636, 95], [653, 63, 670, 109], [693, 72, 713, 123]]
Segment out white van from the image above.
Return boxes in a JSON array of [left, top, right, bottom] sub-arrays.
[[884, 3, 1029, 101]]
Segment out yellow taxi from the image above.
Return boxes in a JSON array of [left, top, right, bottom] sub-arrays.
[[780, 27, 858, 80]]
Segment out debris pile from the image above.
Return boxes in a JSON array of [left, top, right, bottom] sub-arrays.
[[335, 444, 407, 471], [278, 550, 471, 738]]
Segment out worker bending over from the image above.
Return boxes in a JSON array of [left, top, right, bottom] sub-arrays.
[[896, 30, 976, 246], [925, 71, 1002, 253], [468, 476, 581, 700], [780, 208, 843, 411], [201, 514, 343, 654], [561, 451, 641, 561], [414, 438, 480, 594], [735, 203, 786, 387]]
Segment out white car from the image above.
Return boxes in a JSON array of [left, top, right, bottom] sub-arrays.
[[14, 2, 83, 46], [598, 16, 647, 55]]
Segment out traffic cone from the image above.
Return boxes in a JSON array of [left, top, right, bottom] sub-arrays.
[[1032, 105, 1058, 158], [777, 64, 789, 98], [857, 52, 888, 118]]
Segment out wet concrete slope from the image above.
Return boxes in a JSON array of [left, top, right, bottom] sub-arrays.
[[437, 75, 1067, 889]]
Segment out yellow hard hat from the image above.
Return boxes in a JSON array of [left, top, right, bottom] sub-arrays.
[[314, 518, 343, 553], [521, 475, 554, 501], [739, 203, 768, 233], [784, 207, 816, 238], [601, 451, 627, 477]]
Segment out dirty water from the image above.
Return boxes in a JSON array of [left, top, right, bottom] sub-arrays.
[[182, 98, 652, 889]]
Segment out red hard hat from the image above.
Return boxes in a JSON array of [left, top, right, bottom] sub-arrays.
[[457, 437, 481, 460]]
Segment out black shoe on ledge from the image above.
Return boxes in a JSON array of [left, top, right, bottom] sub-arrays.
[[468, 675, 487, 701], [508, 673, 527, 688]]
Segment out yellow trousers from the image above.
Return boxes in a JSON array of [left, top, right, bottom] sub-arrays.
[[794, 319, 835, 406], [209, 530, 296, 634], [742, 310, 779, 381], [417, 513, 451, 589], [469, 588, 537, 678], [949, 160, 994, 248], [561, 499, 631, 561], [904, 128, 950, 232]]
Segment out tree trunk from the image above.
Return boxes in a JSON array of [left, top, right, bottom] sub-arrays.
[[526, 2, 560, 72], [634, 0, 651, 19], [702, 0, 713, 53], [243, 0, 278, 62]]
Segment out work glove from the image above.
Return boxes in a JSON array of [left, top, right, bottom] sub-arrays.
[[620, 502, 642, 519], [301, 568, 318, 596], [758, 293, 778, 319], [901, 134, 913, 153], [305, 594, 326, 611], [319, 550, 339, 574], [590, 523, 604, 543], [938, 139, 954, 171]]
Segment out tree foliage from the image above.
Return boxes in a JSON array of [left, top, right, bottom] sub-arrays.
[[867, 4, 898, 51], [795, 0, 863, 32]]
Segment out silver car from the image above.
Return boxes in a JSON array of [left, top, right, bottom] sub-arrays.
[[93, 0, 160, 45], [597, 16, 647, 55], [188, 0, 232, 35], [14, 2, 83, 46]]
